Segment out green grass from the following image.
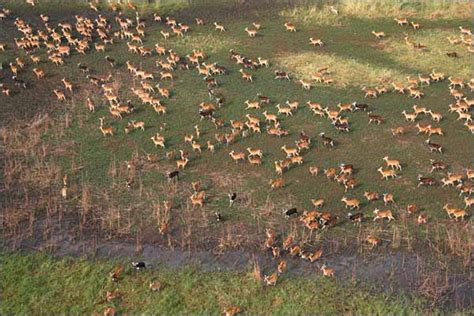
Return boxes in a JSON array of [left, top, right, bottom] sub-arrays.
[[0, 251, 442, 315]]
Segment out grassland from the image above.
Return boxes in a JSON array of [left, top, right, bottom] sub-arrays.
[[0, 0, 473, 313], [0, 251, 440, 315]]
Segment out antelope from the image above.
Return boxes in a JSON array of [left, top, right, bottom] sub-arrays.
[[402, 110, 418, 122], [465, 122, 474, 134], [410, 21, 420, 30], [368, 112, 383, 125], [459, 26, 472, 36], [394, 17, 409, 26], [284, 22, 296, 32], [239, 69, 253, 82], [457, 112, 472, 122], [373, 209, 395, 222], [249, 156, 262, 165], [152, 104, 167, 115], [418, 174, 436, 187], [229, 150, 246, 163], [364, 191, 379, 201], [247, 147, 263, 158], [391, 127, 405, 136], [429, 159, 447, 172], [61, 78, 73, 92], [415, 123, 431, 135], [270, 178, 285, 190], [383, 156, 402, 170], [408, 87, 423, 99], [321, 264, 334, 277], [428, 126, 444, 136], [362, 86, 378, 98], [191, 141, 202, 153], [309, 37, 324, 47], [371, 31, 385, 39], [274, 161, 283, 176], [33, 68, 45, 79], [367, 235, 381, 248], [281, 145, 299, 157], [465, 168, 474, 180], [190, 191, 206, 207], [425, 139, 443, 153], [427, 110, 442, 122], [95, 43, 105, 52], [213, 22, 226, 32], [448, 77, 464, 88], [299, 79, 312, 90], [257, 57, 269, 68], [341, 197, 360, 210], [195, 18, 204, 25], [451, 209, 468, 221], [392, 82, 405, 94], [430, 69, 445, 81], [86, 98, 95, 112], [377, 167, 397, 180], [464, 196, 474, 208], [244, 27, 257, 37], [176, 158, 189, 169], [418, 74, 431, 85], [262, 111, 278, 124], [98, 117, 114, 136], [160, 71, 173, 80], [276, 104, 293, 116], [245, 100, 260, 110], [264, 273, 278, 286], [320, 132, 335, 147], [383, 193, 395, 205], [53, 89, 66, 101], [129, 120, 145, 131], [207, 141, 215, 153], [151, 133, 166, 148]]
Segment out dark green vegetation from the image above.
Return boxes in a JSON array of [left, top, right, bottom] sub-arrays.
[[1, 0, 473, 314]]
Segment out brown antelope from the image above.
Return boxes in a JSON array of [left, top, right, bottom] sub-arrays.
[[190, 191, 206, 207], [281, 145, 299, 157], [457, 112, 472, 122], [129, 120, 145, 131], [33, 68, 45, 79], [428, 126, 444, 136], [274, 161, 284, 176], [410, 21, 420, 30], [270, 178, 285, 190], [321, 264, 334, 277], [451, 209, 468, 221], [98, 117, 114, 136], [239, 69, 253, 82], [392, 82, 405, 94], [367, 235, 381, 248], [191, 141, 202, 153], [364, 191, 379, 201], [276, 104, 293, 116], [151, 133, 166, 148], [160, 71, 173, 80], [415, 123, 431, 135], [427, 110, 442, 122], [362, 86, 378, 98], [244, 27, 257, 37], [247, 147, 263, 158], [465, 122, 474, 133], [206, 141, 215, 153], [418, 74, 431, 85], [176, 158, 189, 169], [383, 156, 402, 170], [61, 78, 73, 92], [377, 167, 397, 180], [264, 272, 278, 286], [430, 69, 445, 81], [341, 197, 360, 210], [309, 37, 324, 47], [459, 26, 472, 36], [53, 89, 66, 101], [262, 111, 278, 124], [284, 22, 296, 32], [229, 150, 246, 163], [391, 127, 405, 136], [244, 100, 260, 110], [373, 209, 395, 222], [299, 79, 312, 90], [371, 30, 386, 39], [402, 110, 418, 122], [86, 97, 95, 112], [383, 193, 395, 205], [152, 104, 167, 115], [394, 18, 409, 26], [213, 22, 225, 32], [464, 196, 474, 208], [448, 77, 464, 88]]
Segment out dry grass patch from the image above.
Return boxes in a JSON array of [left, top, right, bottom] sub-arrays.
[[274, 52, 407, 87], [279, 0, 471, 26], [386, 30, 472, 78]]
